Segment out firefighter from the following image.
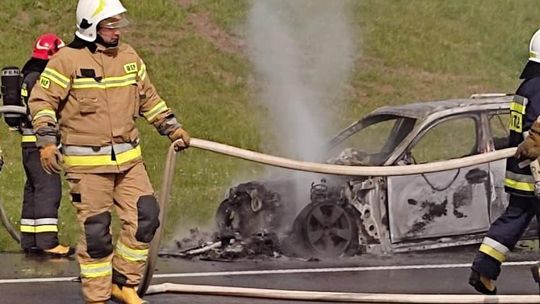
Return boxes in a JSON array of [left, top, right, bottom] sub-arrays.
[[19, 33, 74, 258], [28, 0, 190, 303], [469, 28, 540, 294]]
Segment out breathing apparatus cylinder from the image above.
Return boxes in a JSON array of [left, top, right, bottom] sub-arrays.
[[1, 66, 23, 127]]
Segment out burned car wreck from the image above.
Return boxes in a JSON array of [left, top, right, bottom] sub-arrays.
[[200, 94, 520, 259]]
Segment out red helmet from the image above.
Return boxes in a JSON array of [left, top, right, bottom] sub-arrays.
[[32, 33, 65, 60]]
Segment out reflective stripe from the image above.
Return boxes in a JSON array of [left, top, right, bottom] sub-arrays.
[[21, 88, 28, 97], [72, 74, 137, 89], [116, 241, 148, 262], [504, 178, 534, 192], [21, 128, 35, 135], [143, 101, 167, 122], [20, 218, 58, 226], [510, 102, 525, 114], [33, 109, 57, 123], [20, 225, 58, 233], [506, 171, 535, 183], [41, 68, 70, 89], [479, 244, 506, 263], [482, 237, 509, 255], [80, 262, 112, 279], [63, 145, 142, 167], [63, 143, 137, 156], [22, 135, 37, 143], [138, 63, 147, 80]]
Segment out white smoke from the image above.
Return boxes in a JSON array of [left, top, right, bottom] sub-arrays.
[[246, 0, 357, 161]]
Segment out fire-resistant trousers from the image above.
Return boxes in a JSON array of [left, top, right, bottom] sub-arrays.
[[472, 194, 540, 279], [20, 144, 62, 250], [67, 162, 160, 303]]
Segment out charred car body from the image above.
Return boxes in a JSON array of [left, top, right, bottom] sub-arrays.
[[216, 94, 517, 258]]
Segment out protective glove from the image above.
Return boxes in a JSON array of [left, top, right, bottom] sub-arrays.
[[516, 120, 540, 160], [40, 144, 62, 174], [168, 128, 190, 151]]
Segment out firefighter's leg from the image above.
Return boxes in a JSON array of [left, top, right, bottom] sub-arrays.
[[31, 146, 62, 250], [68, 172, 115, 303], [471, 195, 535, 293], [20, 145, 39, 251], [112, 162, 157, 303]]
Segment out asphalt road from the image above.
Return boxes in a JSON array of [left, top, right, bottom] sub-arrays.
[[1, 245, 540, 303]]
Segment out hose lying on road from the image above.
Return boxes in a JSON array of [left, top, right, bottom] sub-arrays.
[[145, 283, 540, 303], [139, 138, 522, 302]]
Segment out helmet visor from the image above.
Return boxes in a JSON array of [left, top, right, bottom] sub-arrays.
[[99, 14, 130, 29]]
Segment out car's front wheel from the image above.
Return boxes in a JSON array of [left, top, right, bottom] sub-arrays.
[[292, 201, 359, 258]]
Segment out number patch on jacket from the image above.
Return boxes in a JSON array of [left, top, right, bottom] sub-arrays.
[[509, 111, 522, 132], [39, 77, 51, 89], [124, 63, 137, 74]]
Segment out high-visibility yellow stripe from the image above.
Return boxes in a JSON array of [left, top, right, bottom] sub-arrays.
[[63, 145, 142, 167], [72, 74, 137, 89], [22, 135, 37, 143], [41, 68, 70, 89], [510, 102, 525, 114], [21, 88, 28, 97], [143, 101, 167, 122], [20, 225, 58, 233], [80, 261, 112, 279], [20, 225, 34, 233], [138, 63, 147, 80], [479, 244, 506, 263], [72, 74, 136, 84], [33, 109, 57, 122], [116, 241, 148, 262], [504, 178, 534, 192]]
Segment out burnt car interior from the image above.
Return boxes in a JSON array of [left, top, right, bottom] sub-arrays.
[[327, 115, 417, 166]]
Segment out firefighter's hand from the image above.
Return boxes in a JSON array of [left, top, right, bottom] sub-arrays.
[[168, 128, 190, 151], [517, 120, 540, 160], [39, 144, 62, 174]]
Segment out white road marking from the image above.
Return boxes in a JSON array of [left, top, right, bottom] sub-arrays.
[[0, 261, 536, 284]]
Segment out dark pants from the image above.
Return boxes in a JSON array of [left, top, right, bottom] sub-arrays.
[[472, 194, 540, 279], [20, 144, 62, 250]]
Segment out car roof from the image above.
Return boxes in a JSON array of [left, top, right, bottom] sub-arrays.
[[367, 95, 512, 120]]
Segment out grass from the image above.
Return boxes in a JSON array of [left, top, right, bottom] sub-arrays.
[[0, 0, 537, 251]]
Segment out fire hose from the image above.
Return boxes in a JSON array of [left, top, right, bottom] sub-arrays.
[[0, 106, 29, 244], [138, 138, 540, 303]]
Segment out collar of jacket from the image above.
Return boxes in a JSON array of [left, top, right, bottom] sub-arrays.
[[68, 36, 98, 53], [520, 61, 540, 79], [21, 58, 48, 75]]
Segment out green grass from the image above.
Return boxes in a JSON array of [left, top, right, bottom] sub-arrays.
[[0, 0, 537, 250]]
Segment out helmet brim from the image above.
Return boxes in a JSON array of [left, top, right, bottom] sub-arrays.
[[99, 17, 130, 29]]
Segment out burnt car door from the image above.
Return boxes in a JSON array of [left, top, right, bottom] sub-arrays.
[[485, 109, 510, 221], [387, 114, 492, 243]]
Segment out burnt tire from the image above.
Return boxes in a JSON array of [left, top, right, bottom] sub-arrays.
[[293, 202, 359, 258]]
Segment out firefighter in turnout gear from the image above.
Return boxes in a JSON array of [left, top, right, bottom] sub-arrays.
[[469, 28, 540, 295], [19, 33, 74, 257], [28, 0, 190, 303]]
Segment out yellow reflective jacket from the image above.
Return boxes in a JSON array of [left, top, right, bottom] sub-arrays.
[[29, 41, 174, 173]]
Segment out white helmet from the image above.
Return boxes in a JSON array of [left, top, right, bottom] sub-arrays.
[[529, 28, 540, 63], [75, 0, 128, 42]]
